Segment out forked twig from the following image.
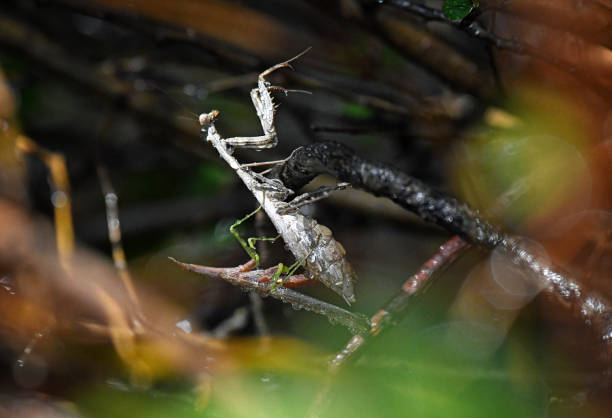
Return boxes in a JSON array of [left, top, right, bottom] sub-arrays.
[[169, 258, 369, 334]]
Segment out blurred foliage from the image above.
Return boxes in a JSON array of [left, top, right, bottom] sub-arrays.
[[452, 87, 592, 230], [75, 317, 548, 418]]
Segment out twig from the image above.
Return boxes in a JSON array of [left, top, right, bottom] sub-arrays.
[[329, 235, 469, 370], [249, 291, 269, 336], [169, 258, 370, 334], [272, 141, 502, 247], [97, 166, 143, 317], [212, 307, 249, 338], [15, 135, 74, 270]]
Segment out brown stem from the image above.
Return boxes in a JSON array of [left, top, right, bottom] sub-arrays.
[[329, 235, 469, 371], [170, 258, 370, 334]]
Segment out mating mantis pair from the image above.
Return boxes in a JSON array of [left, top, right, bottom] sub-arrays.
[[199, 49, 358, 304]]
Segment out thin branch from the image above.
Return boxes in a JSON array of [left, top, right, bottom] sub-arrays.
[[169, 258, 370, 334], [15, 135, 74, 270], [248, 291, 269, 336], [329, 235, 469, 370], [97, 166, 143, 317]]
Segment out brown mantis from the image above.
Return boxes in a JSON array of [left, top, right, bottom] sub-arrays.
[[196, 49, 358, 304]]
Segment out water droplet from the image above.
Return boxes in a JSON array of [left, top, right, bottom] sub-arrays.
[[51, 191, 67, 208]]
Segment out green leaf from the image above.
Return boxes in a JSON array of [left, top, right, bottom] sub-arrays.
[[442, 0, 477, 21]]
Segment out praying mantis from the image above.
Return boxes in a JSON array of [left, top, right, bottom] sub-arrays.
[[199, 49, 358, 304], [229, 203, 309, 289]]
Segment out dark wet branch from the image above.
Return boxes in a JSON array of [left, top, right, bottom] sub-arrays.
[[272, 141, 502, 248], [273, 141, 612, 364], [170, 258, 370, 334]]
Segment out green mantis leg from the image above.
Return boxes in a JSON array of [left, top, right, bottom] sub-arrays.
[[270, 232, 322, 290], [284, 255, 307, 277], [229, 204, 280, 267], [247, 234, 281, 266], [229, 205, 262, 264], [271, 263, 285, 285], [230, 204, 308, 281], [270, 252, 310, 291]]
